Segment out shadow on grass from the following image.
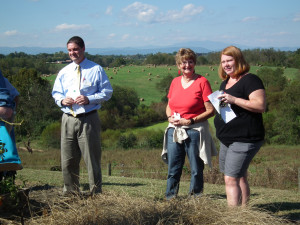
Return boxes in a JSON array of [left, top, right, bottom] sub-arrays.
[[206, 193, 227, 200], [206, 193, 260, 201], [81, 182, 145, 191], [29, 184, 57, 191], [0, 185, 54, 224], [103, 182, 145, 187], [254, 202, 300, 222]]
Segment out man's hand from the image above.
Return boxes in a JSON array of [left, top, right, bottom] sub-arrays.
[[62, 96, 75, 106], [75, 95, 89, 105]]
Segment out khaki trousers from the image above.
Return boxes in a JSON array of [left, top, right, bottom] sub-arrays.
[[61, 111, 102, 194]]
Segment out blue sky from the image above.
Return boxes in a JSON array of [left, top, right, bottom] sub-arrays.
[[1, 0, 300, 49]]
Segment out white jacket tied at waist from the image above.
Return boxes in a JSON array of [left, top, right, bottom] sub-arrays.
[[161, 120, 217, 168]]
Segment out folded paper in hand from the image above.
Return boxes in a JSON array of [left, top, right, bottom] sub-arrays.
[[66, 88, 85, 115], [208, 90, 236, 123], [173, 112, 181, 120]]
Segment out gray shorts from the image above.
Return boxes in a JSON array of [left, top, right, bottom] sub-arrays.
[[219, 141, 263, 178]]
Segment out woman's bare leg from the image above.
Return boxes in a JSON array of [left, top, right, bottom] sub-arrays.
[[239, 172, 250, 206], [224, 175, 241, 206]]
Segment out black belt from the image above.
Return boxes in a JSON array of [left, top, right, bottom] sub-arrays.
[[66, 110, 97, 118]]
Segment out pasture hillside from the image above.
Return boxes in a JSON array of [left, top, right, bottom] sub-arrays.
[[46, 65, 299, 106]]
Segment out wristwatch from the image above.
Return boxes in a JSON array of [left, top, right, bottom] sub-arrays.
[[190, 118, 195, 124]]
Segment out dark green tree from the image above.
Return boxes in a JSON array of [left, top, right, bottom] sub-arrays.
[[109, 57, 126, 67], [10, 68, 61, 139], [257, 67, 286, 89], [272, 80, 300, 144], [257, 67, 287, 110], [102, 85, 139, 115], [287, 48, 300, 69], [156, 74, 175, 102], [197, 56, 209, 65], [100, 85, 140, 130], [144, 53, 175, 65]]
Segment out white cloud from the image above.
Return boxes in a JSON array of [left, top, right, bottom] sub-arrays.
[[242, 16, 258, 22], [161, 4, 203, 22], [54, 23, 91, 31], [293, 13, 300, 22], [106, 6, 113, 15], [122, 2, 203, 23], [107, 33, 130, 42], [122, 2, 158, 22], [108, 33, 116, 39], [4, 30, 18, 36], [122, 34, 130, 40], [182, 4, 203, 16]]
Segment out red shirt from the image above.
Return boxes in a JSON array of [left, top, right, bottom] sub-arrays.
[[168, 75, 212, 119]]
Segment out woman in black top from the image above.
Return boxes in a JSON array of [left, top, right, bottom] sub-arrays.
[[214, 46, 266, 207]]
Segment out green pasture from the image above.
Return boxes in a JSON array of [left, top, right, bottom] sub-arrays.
[[105, 65, 220, 103], [134, 121, 168, 132], [45, 65, 299, 106], [104, 64, 299, 106], [131, 117, 215, 133], [45, 64, 222, 105]]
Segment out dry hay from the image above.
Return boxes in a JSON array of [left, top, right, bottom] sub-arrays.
[[28, 191, 291, 225]]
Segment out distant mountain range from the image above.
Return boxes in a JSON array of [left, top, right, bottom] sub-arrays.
[[0, 41, 298, 55]]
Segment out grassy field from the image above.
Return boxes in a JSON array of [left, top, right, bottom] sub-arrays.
[[45, 64, 299, 106], [17, 144, 300, 190], [38, 64, 300, 191], [32, 64, 300, 223], [13, 167, 300, 224], [5, 144, 300, 224]]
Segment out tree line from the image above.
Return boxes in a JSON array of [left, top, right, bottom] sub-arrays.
[[1, 47, 300, 70], [0, 48, 299, 146]]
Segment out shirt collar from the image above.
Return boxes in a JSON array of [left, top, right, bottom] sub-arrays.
[[72, 58, 86, 71]]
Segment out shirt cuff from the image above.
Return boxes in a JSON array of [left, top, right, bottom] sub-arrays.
[[87, 96, 96, 104], [57, 98, 64, 107]]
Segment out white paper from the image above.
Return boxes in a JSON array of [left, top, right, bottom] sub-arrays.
[[67, 88, 80, 100], [208, 90, 236, 123], [66, 88, 85, 115], [173, 112, 181, 120]]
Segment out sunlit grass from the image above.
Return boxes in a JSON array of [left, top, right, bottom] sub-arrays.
[[16, 168, 299, 224]]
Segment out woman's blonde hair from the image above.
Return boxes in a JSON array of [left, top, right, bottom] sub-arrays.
[[218, 46, 250, 80], [175, 48, 197, 66]]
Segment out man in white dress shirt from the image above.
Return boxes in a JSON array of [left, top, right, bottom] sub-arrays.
[[52, 36, 113, 196]]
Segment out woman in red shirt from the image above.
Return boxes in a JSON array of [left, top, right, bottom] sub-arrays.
[[162, 48, 216, 200]]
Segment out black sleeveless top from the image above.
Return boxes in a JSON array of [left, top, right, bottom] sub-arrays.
[[214, 73, 265, 147]]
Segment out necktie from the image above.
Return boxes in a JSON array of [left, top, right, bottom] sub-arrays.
[[69, 65, 81, 117], [70, 105, 76, 117], [77, 65, 81, 89]]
